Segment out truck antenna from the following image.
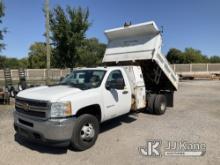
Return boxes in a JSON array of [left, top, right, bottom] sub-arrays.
[[124, 21, 132, 27]]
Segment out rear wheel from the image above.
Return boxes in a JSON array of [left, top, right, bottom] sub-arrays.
[[154, 94, 167, 115], [147, 94, 156, 113], [71, 114, 99, 151]]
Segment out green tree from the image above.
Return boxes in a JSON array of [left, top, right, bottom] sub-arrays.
[[4, 57, 20, 68], [28, 42, 48, 68], [183, 48, 208, 63], [0, 55, 6, 68], [0, 55, 28, 69], [167, 48, 210, 64], [209, 56, 220, 63], [166, 48, 185, 64], [18, 58, 28, 68], [49, 5, 90, 68], [77, 38, 106, 67], [0, 0, 6, 51]]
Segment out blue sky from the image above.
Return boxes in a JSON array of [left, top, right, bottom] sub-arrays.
[[1, 0, 220, 58]]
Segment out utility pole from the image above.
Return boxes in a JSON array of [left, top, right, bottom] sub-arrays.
[[45, 0, 51, 85]]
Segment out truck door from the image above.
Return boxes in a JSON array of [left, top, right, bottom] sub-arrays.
[[103, 70, 131, 120]]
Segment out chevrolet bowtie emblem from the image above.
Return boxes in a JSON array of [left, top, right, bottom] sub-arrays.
[[22, 103, 29, 111]]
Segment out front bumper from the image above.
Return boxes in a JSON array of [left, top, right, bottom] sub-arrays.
[[13, 111, 76, 146]]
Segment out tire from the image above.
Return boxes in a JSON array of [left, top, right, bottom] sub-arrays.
[[18, 81, 27, 91], [9, 87, 15, 98], [154, 94, 167, 115], [147, 94, 156, 113], [71, 114, 99, 151], [10, 90, 15, 97], [18, 83, 23, 91]]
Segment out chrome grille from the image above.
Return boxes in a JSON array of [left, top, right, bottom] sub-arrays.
[[15, 97, 50, 118]]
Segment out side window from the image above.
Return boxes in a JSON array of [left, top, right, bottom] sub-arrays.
[[106, 70, 125, 90]]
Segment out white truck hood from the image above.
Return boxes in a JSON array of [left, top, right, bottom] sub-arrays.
[[17, 85, 82, 102]]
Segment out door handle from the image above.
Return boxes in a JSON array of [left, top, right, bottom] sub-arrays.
[[122, 91, 128, 94]]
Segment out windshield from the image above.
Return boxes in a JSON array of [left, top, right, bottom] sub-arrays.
[[60, 70, 106, 90]]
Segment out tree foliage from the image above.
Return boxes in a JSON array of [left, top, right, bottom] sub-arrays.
[[0, 0, 6, 51], [25, 37, 105, 69], [167, 47, 210, 64], [27, 42, 49, 68], [49, 5, 90, 68], [209, 56, 220, 63], [77, 38, 106, 67], [167, 48, 185, 64], [183, 48, 208, 63], [0, 55, 6, 68], [0, 55, 27, 69]]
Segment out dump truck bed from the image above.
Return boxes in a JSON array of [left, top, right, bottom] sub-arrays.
[[102, 21, 178, 91]]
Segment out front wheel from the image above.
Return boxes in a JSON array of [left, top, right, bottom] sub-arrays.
[[71, 114, 99, 151]]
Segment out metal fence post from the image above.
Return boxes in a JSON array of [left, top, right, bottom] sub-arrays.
[[190, 64, 192, 72], [26, 69, 29, 80], [44, 69, 46, 80], [60, 69, 63, 77]]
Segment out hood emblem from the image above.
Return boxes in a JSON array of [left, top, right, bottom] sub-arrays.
[[22, 103, 29, 111]]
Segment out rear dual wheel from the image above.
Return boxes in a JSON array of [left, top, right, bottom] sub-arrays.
[[147, 94, 167, 115]]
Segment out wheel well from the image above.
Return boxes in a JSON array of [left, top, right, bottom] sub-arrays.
[[76, 104, 102, 122]]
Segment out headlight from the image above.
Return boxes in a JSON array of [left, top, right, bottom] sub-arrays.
[[50, 101, 72, 118]]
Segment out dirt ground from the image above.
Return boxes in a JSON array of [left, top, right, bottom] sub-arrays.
[[0, 80, 220, 165]]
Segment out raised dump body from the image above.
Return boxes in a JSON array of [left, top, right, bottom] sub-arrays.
[[102, 21, 178, 91]]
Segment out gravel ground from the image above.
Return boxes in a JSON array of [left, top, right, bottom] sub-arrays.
[[0, 80, 220, 165]]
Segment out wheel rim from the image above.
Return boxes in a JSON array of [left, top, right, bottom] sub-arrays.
[[18, 85, 22, 91], [11, 91, 14, 97], [80, 123, 95, 141], [160, 102, 166, 111]]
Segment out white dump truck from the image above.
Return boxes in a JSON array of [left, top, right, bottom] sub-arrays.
[[13, 21, 178, 151]]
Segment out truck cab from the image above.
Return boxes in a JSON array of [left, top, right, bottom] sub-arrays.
[[13, 21, 178, 151]]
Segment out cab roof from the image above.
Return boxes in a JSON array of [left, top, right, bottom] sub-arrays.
[[74, 66, 124, 71]]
